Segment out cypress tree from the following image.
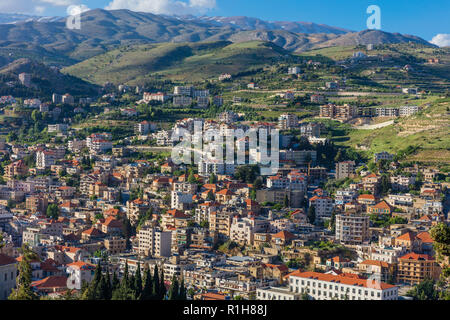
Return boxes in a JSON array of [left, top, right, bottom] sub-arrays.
[[134, 262, 143, 299], [168, 275, 179, 300], [105, 269, 112, 300], [179, 278, 187, 300], [112, 272, 120, 291], [152, 265, 160, 299], [159, 268, 166, 300], [141, 267, 152, 300]]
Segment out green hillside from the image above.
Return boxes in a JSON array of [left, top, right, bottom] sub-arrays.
[[62, 41, 296, 85], [333, 96, 450, 165]]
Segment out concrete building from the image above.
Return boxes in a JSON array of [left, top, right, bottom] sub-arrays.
[[137, 227, 172, 258], [0, 254, 17, 300], [287, 271, 398, 300], [335, 213, 370, 245], [335, 161, 355, 180]]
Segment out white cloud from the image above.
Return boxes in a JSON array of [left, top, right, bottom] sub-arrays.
[[430, 34, 450, 47], [67, 4, 90, 16], [0, 0, 80, 15], [105, 0, 217, 15]]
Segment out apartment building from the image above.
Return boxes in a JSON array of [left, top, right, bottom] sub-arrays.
[[3, 160, 28, 181], [36, 150, 56, 169], [397, 253, 441, 285], [335, 161, 355, 180], [309, 196, 334, 222], [229, 216, 269, 246], [287, 271, 398, 300], [278, 114, 299, 130], [335, 213, 370, 245], [137, 227, 172, 258]]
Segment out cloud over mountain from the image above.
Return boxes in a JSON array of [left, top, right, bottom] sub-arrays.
[[430, 34, 450, 47], [105, 0, 217, 15]]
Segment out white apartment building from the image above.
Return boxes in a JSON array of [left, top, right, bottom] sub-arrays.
[[257, 286, 301, 300], [174, 86, 194, 96], [399, 105, 419, 117], [278, 114, 299, 130], [288, 271, 398, 300], [198, 159, 235, 177], [309, 196, 334, 222], [171, 191, 193, 209], [68, 139, 86, 152], [390, 176, 416, 191], [386, 193, 414, 207], [36, 150, 56, 169], [335, 214, 370, 245], [137, 227, 172, 258], [288, 67, 301, 75], [173, 95, 193, 107], [229, 217, 269, 246]]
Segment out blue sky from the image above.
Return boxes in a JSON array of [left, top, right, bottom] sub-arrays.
[[1, 0, 449, 41]]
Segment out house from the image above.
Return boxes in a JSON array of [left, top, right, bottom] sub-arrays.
[[359, 260, 392, 282], [31, 276, 68, 296], [66, 261, 96, 290], [271, 230, 296, 246], [368, 201, 392, 215], [326, 256, 351, 270]]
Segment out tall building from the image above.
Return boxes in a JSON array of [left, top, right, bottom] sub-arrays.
[[278, 114, 299, 130], [397, 253, 441, 285], [137, 227, 172, 258], [335, 213, 369, 245], [335, 161, 355, 180]]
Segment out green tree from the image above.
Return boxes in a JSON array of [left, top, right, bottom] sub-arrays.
[[168, 275, 179, 300], [46, 204, 59, 220], [141, 267, 153, 300], [406, 279, 439, 300], [8, 246, 38, 300], [134, 262, 143, 299], [307, 206, 316, 224]]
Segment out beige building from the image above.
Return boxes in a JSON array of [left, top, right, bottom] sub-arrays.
[[137, 227, 172, 257]]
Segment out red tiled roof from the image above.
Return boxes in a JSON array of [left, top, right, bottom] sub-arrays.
[[288, 271, 395, 290], [416, 231, 433, 244], [0, 254, 17, 266], [272, 230, 296, 240], [32, 276, 68, 290], [399, 253, 434, 261]]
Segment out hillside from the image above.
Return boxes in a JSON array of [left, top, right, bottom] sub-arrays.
[[0, 58, 99, 97], [0, 9, 434, 66], [334, 97, 450, 165], [62, 41, 295, 85]]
